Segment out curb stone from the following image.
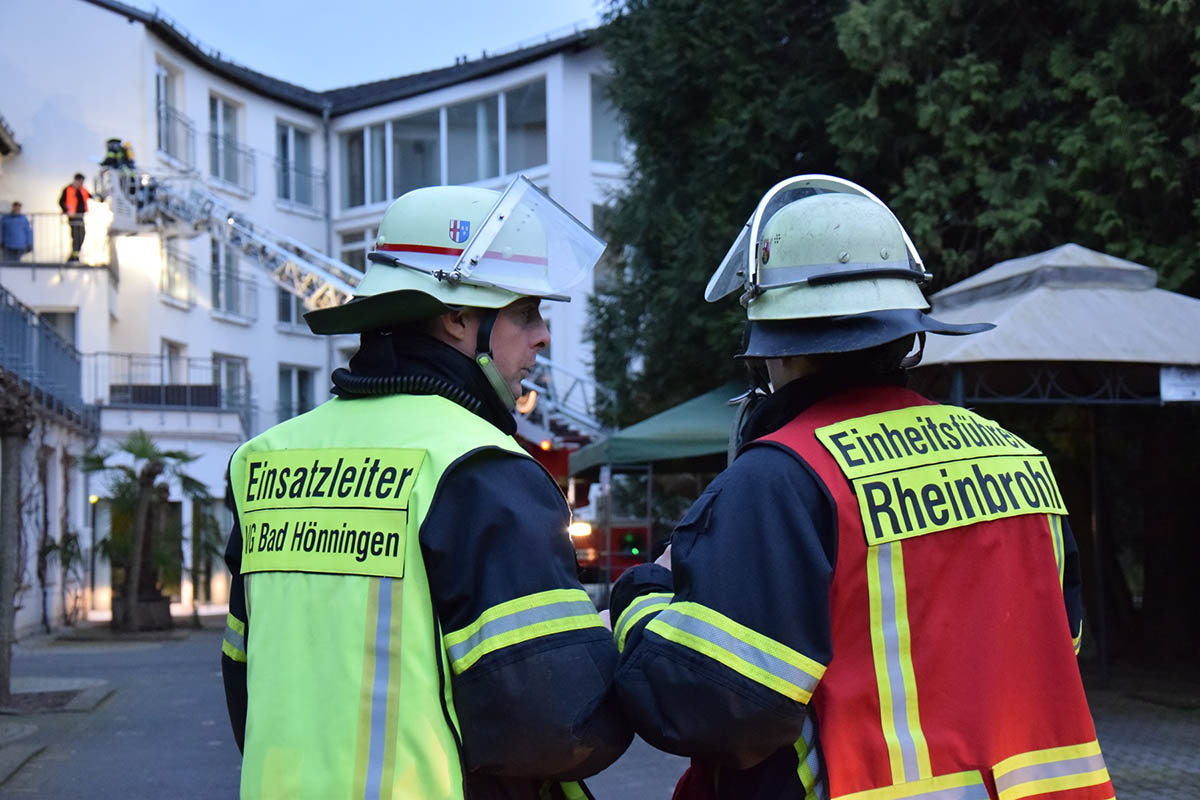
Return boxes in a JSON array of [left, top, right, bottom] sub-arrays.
[[0, 743, 44, 788]]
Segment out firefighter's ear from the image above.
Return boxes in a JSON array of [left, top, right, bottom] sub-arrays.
[[431, 308, 479, 354]]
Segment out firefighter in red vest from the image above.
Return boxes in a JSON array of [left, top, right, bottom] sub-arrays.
[[57, 172, 91, 262], [609, 175, 1115, 800]]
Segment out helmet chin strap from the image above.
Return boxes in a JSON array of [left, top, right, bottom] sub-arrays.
[[474, 308, 517, 411], [900, 331, 927, 369]]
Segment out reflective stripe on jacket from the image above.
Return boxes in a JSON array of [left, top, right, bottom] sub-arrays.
[[757, 384, 1113, 800]]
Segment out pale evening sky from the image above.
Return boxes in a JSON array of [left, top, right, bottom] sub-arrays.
[[135, 0, 606, 91]]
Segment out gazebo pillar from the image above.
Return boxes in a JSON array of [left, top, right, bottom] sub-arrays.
[[949, 366, 965, 406], [1088, 409, 1109, 683]]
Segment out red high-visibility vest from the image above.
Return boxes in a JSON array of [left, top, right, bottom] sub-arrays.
[[757, 384, 1114, 800]]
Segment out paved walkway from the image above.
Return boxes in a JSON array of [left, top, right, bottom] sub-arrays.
[[0, 622, 241, 798], [0, 623, 1196, 798]]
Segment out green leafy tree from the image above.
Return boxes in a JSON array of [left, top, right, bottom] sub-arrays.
[[83, 431, 208, 632], [829, 0, 1200, 292], [591, 0, 856, 424], [592, 0, 1200, 422]]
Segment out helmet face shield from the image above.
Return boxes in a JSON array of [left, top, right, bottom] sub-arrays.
[[373, 175, 605, 300], [704, 175, 930, 304], [704, 218, 751, 302]]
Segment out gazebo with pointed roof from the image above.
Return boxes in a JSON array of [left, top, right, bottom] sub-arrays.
[[911, 243, 1200, 678], [916, 243, 1200, 404]]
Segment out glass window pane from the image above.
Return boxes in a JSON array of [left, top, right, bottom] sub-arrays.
[[208, 98, 219, 177], [277, 287, 292, 322], [591, 74, 625, 163], [297, 369, 313, 413], [210, 238, 221, 307], [505, 80, 547, 173], [392, 110, 440, 195], [370, 123, 387, 204], [340, 130, 364, 209], [276, 123, 290, 200], [278, 367, 292, 414], [294, 129, 311, 170], [222, 101, 238, 183], [447, 96, 498, 184], [224, 244, 239, 314], [294, 130, 312, 206]]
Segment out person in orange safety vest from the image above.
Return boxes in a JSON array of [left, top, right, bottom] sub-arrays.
[[57, 172, 91, 262]]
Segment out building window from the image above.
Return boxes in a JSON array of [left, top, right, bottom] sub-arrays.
[[210, 239, 250, 317], [213, 354, 248, 409], [277, 287, 306, 326], [276, 122, 314, 207], [447, 96, 499, 184], [161, 339, 186, 384], [505, 79, 547, 173], [161, 238, 195, 305], [370, 123, 388, 205], [338, 79, 544, 210], [591, 74, 626, 163], [278, 365, 315, 422], [155, 63, 193, 166], [338, 228, 376, 272], [392, 109, 440, 196], [38, 311, 77, 348], [340, 129, 365, 209], [209, 95, 253, 191]]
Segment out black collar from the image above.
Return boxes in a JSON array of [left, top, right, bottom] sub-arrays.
[[336, 330, 517, 435], [738, 370, 907, 445]]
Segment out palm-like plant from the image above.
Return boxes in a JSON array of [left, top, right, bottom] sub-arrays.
[[83, 431, 208, 631]]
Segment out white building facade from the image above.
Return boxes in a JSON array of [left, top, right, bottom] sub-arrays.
[[0, 0, 625, 636]]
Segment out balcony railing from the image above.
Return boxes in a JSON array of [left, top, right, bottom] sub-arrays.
[[208, 133, 256, 194], [210, 271, 258, 321], [0, 212, 109, 266], [161, 241, 197, 305], [0, 282, 91, 424], [275, 161, 326, 213], [83, 352, 254, 434], [157, 103, 196, 168]]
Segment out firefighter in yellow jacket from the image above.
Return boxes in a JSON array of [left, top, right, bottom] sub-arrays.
[[221, 179, 630, 799]]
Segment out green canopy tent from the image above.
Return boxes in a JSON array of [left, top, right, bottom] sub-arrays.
[[567, 382, 741, 603], [568, 382, 742, 477]]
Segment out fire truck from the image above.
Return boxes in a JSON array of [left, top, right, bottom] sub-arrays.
[[568, 520, 651, 583]]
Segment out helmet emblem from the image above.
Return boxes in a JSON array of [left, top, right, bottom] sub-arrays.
[[448, 219, 470, 244], [761, 238, 771, 265]]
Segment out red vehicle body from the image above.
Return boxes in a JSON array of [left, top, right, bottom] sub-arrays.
[[572, 521, 650, 583]]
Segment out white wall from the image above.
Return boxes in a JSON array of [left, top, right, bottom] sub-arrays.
[[4, 417, 90, 638], [0, 0, 147, 219]]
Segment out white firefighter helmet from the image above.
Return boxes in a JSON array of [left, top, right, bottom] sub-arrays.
[[306, 176, 605, 335], [306, 176, 606, 409], [706, 174, 990, 358]]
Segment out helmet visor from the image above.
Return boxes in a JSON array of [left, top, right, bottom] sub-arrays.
[[704, 174, 926, 302], [453, 175, 606, 298]]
